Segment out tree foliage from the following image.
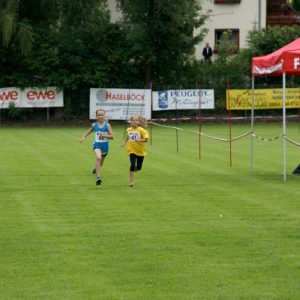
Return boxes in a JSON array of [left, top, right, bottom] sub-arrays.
[[246, 25, 300, 57], [292, 0, 300, 12], [116, 0, 209, 87]]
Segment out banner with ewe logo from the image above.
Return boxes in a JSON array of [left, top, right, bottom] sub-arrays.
[[90, 88, 151, 120], [0, 87, 64, 108]]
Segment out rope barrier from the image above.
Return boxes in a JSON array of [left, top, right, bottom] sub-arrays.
[[150, 121, 300, 146], [151, 115, 300, 122], [151, 121, 251, 142], [251, 133, 282, 141], [284, 136, 300, 147]]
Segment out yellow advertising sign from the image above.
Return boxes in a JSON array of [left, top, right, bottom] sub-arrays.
[[226, 88, 300, 110]]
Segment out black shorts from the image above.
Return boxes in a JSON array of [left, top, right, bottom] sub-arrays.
[[129, 153, 144, 172]]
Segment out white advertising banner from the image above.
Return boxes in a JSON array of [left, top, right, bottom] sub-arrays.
[[152, 89, 214, 111], [90, 88, 151, 120], [0, 87, 64, 108]]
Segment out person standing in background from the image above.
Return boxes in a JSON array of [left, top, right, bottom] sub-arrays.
[[202, 42, 213, 61]]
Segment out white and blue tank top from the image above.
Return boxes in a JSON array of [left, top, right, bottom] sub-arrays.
[[93, 122, 109, 153]]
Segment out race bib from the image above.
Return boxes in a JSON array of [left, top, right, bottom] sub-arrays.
[[95, 131, 108, 143], [129, 132, 141, 141]]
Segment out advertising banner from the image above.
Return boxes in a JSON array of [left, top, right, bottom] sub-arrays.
[[0, 87, 64, 108], [152, 89, 214, 111], [226, 88, 300, 110], [90, 88, 151, 120]]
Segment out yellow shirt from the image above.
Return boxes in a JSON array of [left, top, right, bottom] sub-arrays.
[[126, 126, 148, 156]]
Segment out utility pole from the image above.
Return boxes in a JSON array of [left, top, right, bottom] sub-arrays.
[[258, 0, 261, 30]]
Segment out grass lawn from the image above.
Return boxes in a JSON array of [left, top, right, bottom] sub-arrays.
[[0, 123, 299, 299]]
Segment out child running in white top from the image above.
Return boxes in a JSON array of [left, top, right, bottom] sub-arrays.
[[80, 109, 114, 185]]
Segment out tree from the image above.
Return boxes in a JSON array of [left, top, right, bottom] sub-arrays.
[[292, 0, 300, 12], [0, 0, 34, 55], [246, 25, 300, 57], [0, 0, 109, 56], [116, 0, 209, 88]]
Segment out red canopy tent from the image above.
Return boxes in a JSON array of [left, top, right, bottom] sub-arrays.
[[251, 37, 300, 181]]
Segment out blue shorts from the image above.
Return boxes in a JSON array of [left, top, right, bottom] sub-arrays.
[[93, 143, 109, 156]]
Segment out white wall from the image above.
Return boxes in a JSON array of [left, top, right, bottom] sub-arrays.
[[107, 0, 122, 23], [195, 0, 267, 59]]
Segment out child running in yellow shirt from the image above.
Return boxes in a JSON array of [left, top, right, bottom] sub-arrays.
[[121, 115, 148, 187]]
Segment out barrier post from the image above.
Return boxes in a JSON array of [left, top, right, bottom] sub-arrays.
[[283, 72, 287, 181], [197, 83, 202, 159], [250, 76, 254, 173], [227, 80, 232, 167], [175, 96, 179, 153], [150, 82, 153, 145]]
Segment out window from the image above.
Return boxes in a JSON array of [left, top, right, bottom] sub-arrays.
[[214, 29, 239, 52], [214, 0, 241, 3]]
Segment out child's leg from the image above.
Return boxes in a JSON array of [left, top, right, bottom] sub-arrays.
[[129, 154, 137, 186], [94, 148, 102, 178], [100, 155, 106, 167], [92, 155, 106, 174], [136, 156, 144, 171], [129, 154, 137, 171], [129, 171, 135, 187]]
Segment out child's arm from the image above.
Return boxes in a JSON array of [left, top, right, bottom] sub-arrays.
[[120, 133, 129, 148], [98, 123, 114, 140], [107, 124, 114, 140], [137, 129, 148, 142], [79, 125, 93, 143], [137, 137, 148, 142]]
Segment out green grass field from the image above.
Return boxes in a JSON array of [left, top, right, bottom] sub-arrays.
[[0, 123, 300, 299]]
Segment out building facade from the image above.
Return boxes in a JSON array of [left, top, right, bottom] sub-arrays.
[[196, 0, 267, 59], [107, 0, 300, 60]]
